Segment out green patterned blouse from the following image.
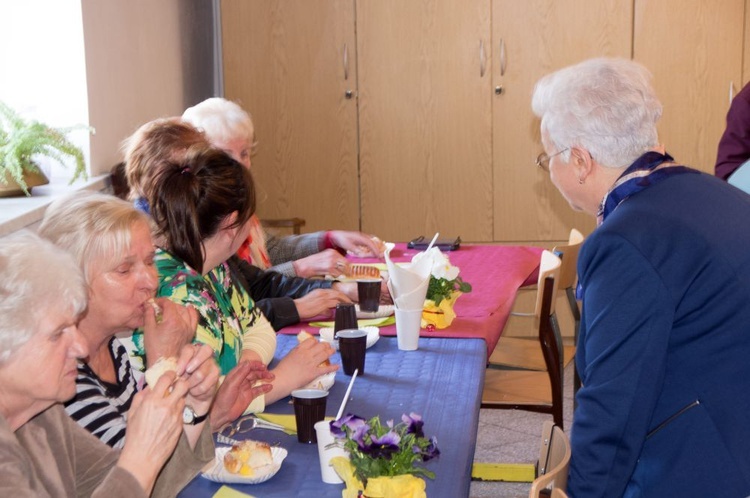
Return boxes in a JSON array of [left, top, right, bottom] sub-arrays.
[[131, 249, 272, 375]]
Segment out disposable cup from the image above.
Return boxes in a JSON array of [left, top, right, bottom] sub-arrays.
[[357, 279, 381, 312], [315, 420, 349, 484], [292, 389, 328, 443], [395, 309, 423, 351], [337, 329, 367, 375], [334, 303, 358, 333]]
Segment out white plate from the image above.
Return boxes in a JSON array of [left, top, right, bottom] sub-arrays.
[[303, 371, 336, 391], [355, 304, 395, 319], [319, 326, 380, 350], [201, 446, 287, 484]]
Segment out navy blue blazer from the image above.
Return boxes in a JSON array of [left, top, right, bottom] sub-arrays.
[[569, 171, 750, 497]]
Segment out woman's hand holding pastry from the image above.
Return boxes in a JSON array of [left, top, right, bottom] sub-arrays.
[[274, 337, 338, 388], [294, 288, 351, 320], [292, 249, 350, 278], [143, 299, 198, 364], [330, 231, 385, 258], [117, 372, 188, 495]]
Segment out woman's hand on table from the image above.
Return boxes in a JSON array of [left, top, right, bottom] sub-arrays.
[[292, 249, 350, 278], [295, 288, 351, 320], [143, 299, 198, 365], [210, 361, 274, 430], [118, 371, 187, 495]]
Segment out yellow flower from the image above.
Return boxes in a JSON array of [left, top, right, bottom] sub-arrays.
[[421, 292, 461, 329]]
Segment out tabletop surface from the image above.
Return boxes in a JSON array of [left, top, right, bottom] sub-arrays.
[[281, 243, 543, 356], [179, 334, 487, 498]]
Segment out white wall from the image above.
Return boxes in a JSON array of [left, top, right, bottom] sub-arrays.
[[81, 0, 216, 175]]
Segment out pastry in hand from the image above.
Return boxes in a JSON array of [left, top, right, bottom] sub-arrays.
[[144, 356, 178, 387], [297, 330, 331, 367]]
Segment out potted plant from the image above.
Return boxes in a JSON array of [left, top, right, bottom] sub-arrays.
[[0, 100, 91, 197]]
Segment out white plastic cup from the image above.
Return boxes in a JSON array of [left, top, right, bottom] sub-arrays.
[[314, 420, 349, 484], [395, 308, 423, 351]]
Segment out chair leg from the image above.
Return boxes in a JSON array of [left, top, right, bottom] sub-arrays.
[[566, 287, 581, 412]]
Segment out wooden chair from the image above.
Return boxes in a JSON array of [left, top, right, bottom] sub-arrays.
[[488, 229, 583, 400], [481, 251, 565, 428], [260, 217, 306, 235], [529, 421, 571, 498]]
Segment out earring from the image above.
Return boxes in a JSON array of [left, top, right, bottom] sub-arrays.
[[578, 177, 584, 185]]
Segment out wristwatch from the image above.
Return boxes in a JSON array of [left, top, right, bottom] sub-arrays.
[[183, 405, 209, 425]]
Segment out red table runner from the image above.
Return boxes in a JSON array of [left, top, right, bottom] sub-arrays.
[[278, 243, 543, 356]]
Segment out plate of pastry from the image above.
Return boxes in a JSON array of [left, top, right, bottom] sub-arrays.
[[202, 440, 287, 484]]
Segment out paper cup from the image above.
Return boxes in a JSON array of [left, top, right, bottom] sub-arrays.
[[315, 421, 349, 484], [292, 389, 328, 443], [337, 329, 367, 375], [395, 309, 423, 351], [357, 279, 381, 312]]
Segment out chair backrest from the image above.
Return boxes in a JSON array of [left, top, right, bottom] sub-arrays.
[[530, 421, 571, 498], [728, 158, 750, 194], [552, 228, 584, 291], [534, 250, 562, 317], [537, 263, 564, 427]]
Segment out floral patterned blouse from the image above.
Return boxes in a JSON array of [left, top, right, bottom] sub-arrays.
[[131, 248, 275, 375]]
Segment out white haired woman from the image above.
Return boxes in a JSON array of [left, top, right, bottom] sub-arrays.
[[0, 231, 212, 496], [182, 97, 386, 278], [532, 57, 750, 496], [38, 192, 274, 448]]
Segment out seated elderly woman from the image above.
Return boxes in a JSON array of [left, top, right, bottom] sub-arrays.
[[182, 97, 386, 278], [532, 57, 750, 496], [132, 147, 337, 411], [38, 192, 274, 447], [0, 231, 213, 496], [123, 117, 376, 330]]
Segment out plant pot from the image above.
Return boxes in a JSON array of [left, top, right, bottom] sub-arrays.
[[0, 168, 49, 197]]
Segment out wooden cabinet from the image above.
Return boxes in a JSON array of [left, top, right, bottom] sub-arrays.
[[221, 0, 748, 244], [221, 0, 359, 233], [356, 0, 493, 241], [634, 0, 745, 173], [491, 0, 630, 242]]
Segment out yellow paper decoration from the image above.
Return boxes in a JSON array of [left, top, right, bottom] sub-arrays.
[[331, 457, 427, 498], [421, 292, 461, 329]]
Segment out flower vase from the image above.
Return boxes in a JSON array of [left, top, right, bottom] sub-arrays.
[[421, 291, 462, 329]]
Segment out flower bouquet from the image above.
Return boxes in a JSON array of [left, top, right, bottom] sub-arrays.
[[411, 248, 472, 329], [329, 413, 440, 498]]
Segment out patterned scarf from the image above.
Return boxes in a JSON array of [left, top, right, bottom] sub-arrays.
[[576, 151, 698, 300]]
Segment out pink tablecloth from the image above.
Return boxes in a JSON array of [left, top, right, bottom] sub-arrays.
[[279, 243, 543, 356]]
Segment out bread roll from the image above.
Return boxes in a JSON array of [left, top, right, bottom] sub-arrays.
[[145, 356, 178, 386], [297, 330, 330, 367], [223, 440, 274, 476], [147, 298, 163, 323]]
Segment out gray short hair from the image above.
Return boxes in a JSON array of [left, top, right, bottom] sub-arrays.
[[38, 191, 151, 283], [182, 97, 255, 145], [0, 231, 86, 365], [531, 57, 663, 168]]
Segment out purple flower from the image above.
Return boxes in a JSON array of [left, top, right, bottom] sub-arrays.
[[330, 413, 367, 438], [364, 430, 401, 459], [402, 412, 424, 438], [422, 436, 440, 462]]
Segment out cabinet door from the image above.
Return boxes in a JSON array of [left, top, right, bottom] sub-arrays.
[[357, 0, 493, 242], [492, 0, 631, 242], [221, 0, 359, 232], [634, 0, 744, 174]]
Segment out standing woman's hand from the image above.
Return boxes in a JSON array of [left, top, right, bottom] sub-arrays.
[[116, 372, 188, 496], [143, 299, 198, 365]]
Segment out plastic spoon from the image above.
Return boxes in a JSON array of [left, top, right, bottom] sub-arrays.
[[335, 369, 358, 420]]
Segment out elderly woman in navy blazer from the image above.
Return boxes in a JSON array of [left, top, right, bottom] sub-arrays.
[[532, 57, 750, 496]]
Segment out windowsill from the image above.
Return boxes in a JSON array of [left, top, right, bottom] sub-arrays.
[[0, 175, 111, 237]]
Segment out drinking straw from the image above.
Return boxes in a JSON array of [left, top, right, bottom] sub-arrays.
[[335, 369, 358, 420]]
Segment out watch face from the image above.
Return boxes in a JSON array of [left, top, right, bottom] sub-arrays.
[[183, 406, 195, 424]]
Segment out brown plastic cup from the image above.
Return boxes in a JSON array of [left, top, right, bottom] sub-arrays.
[[292, 389, 329, 444], [334, 302, 358, 333], [357, 279, 381, 312], [337, 329, 367, 376]]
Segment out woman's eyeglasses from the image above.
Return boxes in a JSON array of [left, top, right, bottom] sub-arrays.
[[535, 148, 569, 172]]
